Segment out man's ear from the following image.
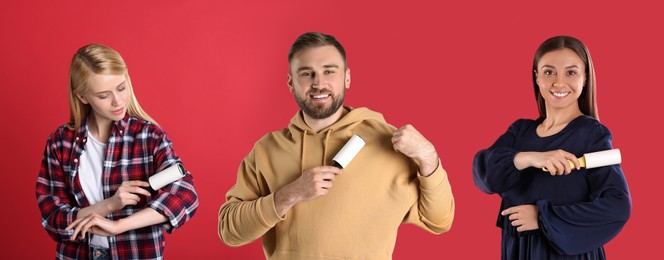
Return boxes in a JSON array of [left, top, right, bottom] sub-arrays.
[[287, 74, 294, 93], [345, 68, 351, 89]]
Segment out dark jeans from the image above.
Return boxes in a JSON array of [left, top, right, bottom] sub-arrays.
[[90, 245, 110, 260]]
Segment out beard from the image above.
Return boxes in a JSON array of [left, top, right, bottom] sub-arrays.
[[295, 88, 346, 119]]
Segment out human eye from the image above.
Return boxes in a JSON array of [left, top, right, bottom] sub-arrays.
[[117, 83, 127, 91], [543, 69, 556, 76], [97, 94, 109, 99], [299, 71, 312, 77], [566, 70, 578, 76], [324, 70, 335, 75]]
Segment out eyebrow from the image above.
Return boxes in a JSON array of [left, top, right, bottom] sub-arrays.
[[296, 66, 313, 73], [94, 80, 126, 95], [295, 64, 340, 73], [540, 64, 581, 70]]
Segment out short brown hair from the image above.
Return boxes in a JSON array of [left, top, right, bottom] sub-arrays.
[[288, 32, 347, 69]]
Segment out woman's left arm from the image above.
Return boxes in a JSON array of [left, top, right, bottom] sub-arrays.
[[65, 125, 199, 238], [537, 126, 631, 255], [144, 126, 199, 233], [66, 208, 167, 240]]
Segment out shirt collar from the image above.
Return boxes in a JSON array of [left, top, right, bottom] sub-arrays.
[[77, 113, 131, 141], [113, 113, 130, 135]]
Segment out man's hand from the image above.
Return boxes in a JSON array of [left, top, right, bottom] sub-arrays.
[[274, 166, 342, 217], [392, 124, 439, 176]]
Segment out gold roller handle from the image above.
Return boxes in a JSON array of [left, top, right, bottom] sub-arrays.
[[542, 156, 586, 172]]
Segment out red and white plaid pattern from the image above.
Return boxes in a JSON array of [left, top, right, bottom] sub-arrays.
[[36, 115, 198, 259]]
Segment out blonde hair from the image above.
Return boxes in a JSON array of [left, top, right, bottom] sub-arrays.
[[67, 44, 156, 130]]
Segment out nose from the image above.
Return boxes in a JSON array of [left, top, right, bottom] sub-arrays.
[[312, 73, 321, 89], [553, 74, 566, 88], [111, 92, 121, 107]]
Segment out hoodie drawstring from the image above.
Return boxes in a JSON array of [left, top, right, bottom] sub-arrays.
[[323, 129, 332, 166], [301, 129, 307, 173], [301, 128, 334, 171]]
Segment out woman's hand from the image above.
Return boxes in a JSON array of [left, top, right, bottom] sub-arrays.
[[75, 180, 152, 222], [108, 181, 152, 211], [65, 213, 127, 241], [514, 150, 580, 175], [502, 205, 539, 232]]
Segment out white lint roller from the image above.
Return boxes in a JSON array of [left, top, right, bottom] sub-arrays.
[[543, 149, 622, 172], [332, 134, 366, 169], [149, 163, 186, 190]]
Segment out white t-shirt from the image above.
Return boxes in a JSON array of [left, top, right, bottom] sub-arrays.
[[78, 131, 109, 248]]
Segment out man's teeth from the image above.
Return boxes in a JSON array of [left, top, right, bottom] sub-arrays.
[[313, 94, 329, 99]]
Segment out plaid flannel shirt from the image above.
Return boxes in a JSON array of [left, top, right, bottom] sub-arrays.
[[36, 115, 198, 259]]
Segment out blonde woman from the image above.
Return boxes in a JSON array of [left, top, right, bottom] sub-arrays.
[[36, 44, 198, 259]]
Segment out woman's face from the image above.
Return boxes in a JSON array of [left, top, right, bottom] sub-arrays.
[[536, 48, 586, 112], [76, 73, 129, 124]]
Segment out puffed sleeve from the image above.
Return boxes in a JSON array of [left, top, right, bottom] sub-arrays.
[[537, 124, 631, 255], [473, 120, 524, 194]]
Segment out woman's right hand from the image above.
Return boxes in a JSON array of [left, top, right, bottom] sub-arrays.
[[107, 181, 152, 211], [514, 150, 580, 175]]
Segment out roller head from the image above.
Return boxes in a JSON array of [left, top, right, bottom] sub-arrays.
[[149, 163, 186, 190], [584, 149, 621, 169], [332, 134, 366, 169]]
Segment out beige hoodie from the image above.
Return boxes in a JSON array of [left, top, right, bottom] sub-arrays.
[[219, 107, 455, 259]]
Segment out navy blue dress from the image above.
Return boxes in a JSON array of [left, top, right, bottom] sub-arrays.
[[473, 116, 631, 260]]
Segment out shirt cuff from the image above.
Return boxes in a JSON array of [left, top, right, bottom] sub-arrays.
[[418, 160, 447, 190], [258, 193, 286, 228]]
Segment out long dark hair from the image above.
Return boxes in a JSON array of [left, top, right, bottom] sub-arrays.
[[532, 36, 598, 120]]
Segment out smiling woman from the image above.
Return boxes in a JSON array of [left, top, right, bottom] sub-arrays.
[[35, 44, 199, 259], [472, 36, 631, 259], [535, 48, 586, 116], [532, 36, 598, 122]]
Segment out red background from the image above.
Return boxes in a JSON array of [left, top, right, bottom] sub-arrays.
[[1, 1, 660, 258]]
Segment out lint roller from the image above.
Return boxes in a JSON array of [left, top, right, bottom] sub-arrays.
[[332, 134, 366, 169], [542, 149, 621, 172], [149, 163, 186, 191]]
